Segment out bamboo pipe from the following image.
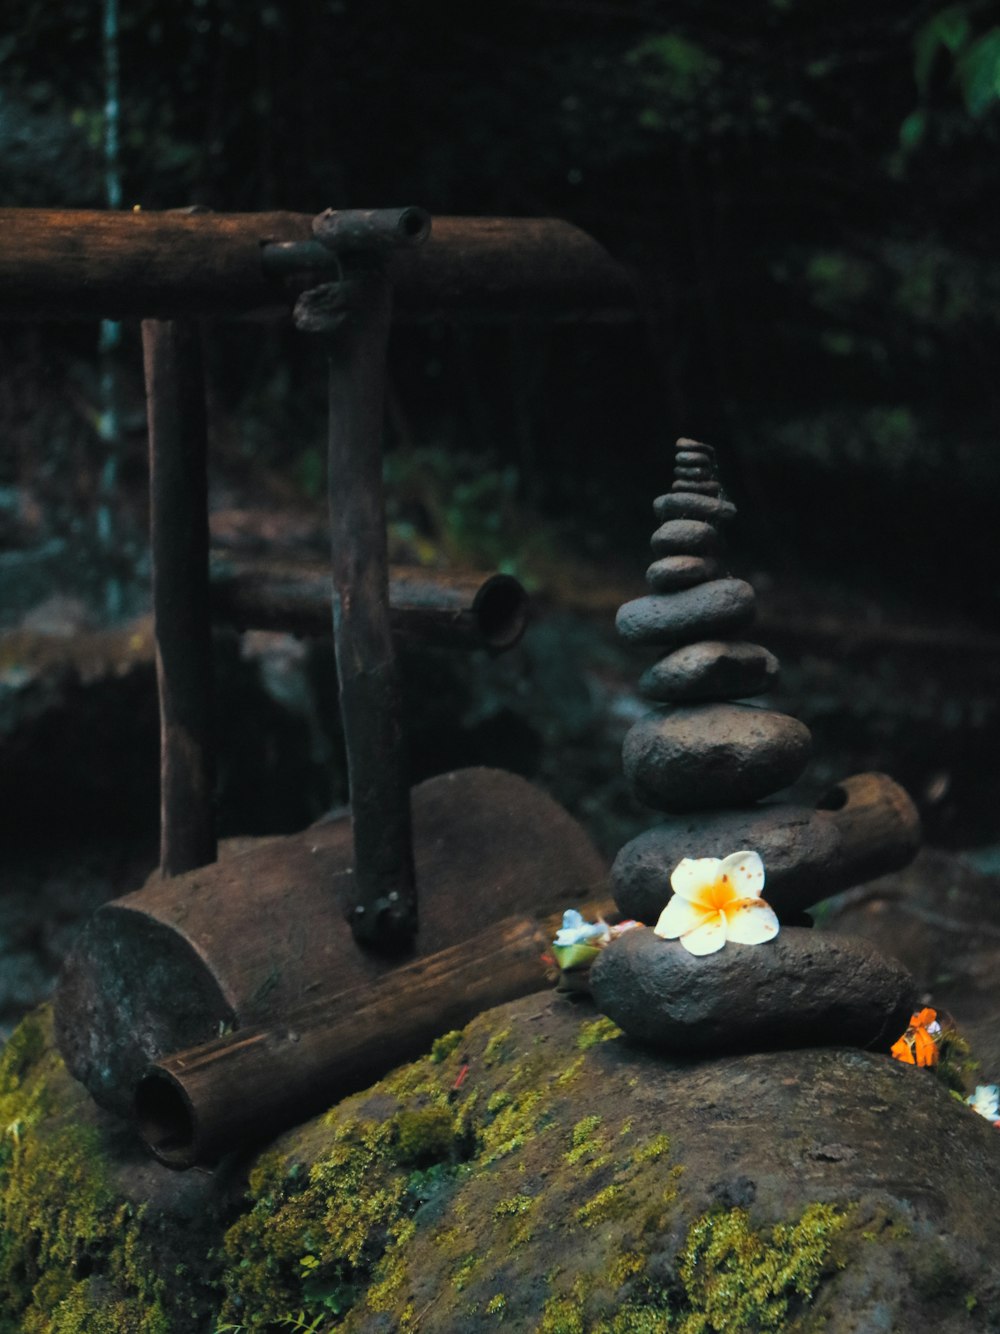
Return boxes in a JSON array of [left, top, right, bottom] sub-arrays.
[[135, 904, 613, 1169], [0, 210, 634, 321], [209, 555, 530, 652]]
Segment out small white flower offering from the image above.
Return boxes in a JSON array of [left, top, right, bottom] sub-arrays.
[[967, 1084, 1000, 1124], [551, 909, 640, 972], [653, 850, 779, 957]]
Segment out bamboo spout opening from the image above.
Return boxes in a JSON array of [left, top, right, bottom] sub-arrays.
[[473, 573, 530, 650], [134, 1071, 198, 1168]]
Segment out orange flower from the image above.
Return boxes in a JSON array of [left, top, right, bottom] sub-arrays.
[[891, 1007, 941, 1067]]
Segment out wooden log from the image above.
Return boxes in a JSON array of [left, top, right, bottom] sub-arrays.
[[54, 766, 609, 1116], [143, 319, 217, 877], [294, 272, 416, 947], [209, 554, 530, 652], [0, 209, 634, 321], [135, 912, 555, 1167], [813, 771, 923, 892]]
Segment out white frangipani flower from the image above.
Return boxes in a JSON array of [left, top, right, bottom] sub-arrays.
[[653, 850, 779, 957]]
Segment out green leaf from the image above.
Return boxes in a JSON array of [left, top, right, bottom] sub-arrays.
[[956, 27, 1000, 115], [914, 6, 972, 93], [899, 107, 928, 151]]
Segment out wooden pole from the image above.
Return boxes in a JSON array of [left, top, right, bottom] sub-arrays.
[[0, 210, 634, 321], [134, 910, 574, 1167], [295, 271, 416, 947], [143, 319, 217, 877], [209, 555, 530, 652]]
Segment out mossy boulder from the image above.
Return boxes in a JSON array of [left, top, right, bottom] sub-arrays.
[[4, 993, 1000, 1332]]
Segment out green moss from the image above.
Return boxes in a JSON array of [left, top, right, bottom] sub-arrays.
[[674, 1202, 851, 1333], [575, 1017, 622, 1051], [430, 1031, 463, 1064], [0, 1010, 184, 1334], [391, 1106, 461, 1166], [482, 1028, 513, 1068]]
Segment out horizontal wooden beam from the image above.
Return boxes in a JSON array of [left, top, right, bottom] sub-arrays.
[[0, 209, 635, 321], [210, 554, 530, 652]]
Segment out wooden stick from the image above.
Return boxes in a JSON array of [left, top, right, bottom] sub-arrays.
[[209, 555, 530, 652], [295, 272, 416, 948], [135, 912, 561, 1167], [0, 210, 633, 321], [143, 319, 217, 877]]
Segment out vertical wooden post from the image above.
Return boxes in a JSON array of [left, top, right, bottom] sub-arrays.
[[294, 270, 417, 949], [143, 319, 217, 877]]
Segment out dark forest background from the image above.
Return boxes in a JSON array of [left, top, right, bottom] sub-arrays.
[[2, 0, 1000, 867]]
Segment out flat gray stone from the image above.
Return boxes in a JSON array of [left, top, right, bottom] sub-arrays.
[[671, 480, 720, 495], [650, 518, 721, 557], [676, 436, 714, 456], [622, 701, 812, 810], [645, 555, 723, 591], [616, 578, 755, 648], [675, 449, 713, 467], [653, 493, 737, 524], [638, 639, 779, 701], [591, 925, 916, 1055], [610, 801, 843, 922]]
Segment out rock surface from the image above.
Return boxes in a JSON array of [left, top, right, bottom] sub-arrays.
[[615, 578, 756, 648], [649, 518, 721, 556], [638, 638, 779, 702], [644, 554, 723, 591], [652, 492, 737, 524], [591, 925, 916, 1055], [6, 982, 1000, 1333], [622, 701, 812, 810], [611, 801, 843, 922]]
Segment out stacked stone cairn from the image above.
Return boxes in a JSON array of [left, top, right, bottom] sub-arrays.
[[590, 439, 918, 1056]]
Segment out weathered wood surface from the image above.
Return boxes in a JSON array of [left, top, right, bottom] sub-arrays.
[[136, 910, 567, 1166], [54, 767, 609, 1115], [0, 210, 634, 320], [143, 318, 217, 877], [294, 272, 416, 947], [210, 554, 530, 651]]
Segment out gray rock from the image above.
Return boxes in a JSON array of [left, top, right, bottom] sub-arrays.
[[645, 555, 723, 591], [676, 436, 714, 456], [616, 578, 755, 648], [671, 480, 720, 495], [650, 518, 721, 557], [622, 702, 812, 810], [673, 464, 713, 480], [591, 925, 916, 1055], [611, 801, 843, 922], [653, 493, 737, 524], [675, 449, 713, 467], [638, 639, 779, 701]]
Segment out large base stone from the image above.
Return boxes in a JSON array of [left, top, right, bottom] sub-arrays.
[[622, 702, 812, 811], [590, 925, 915, 1055]]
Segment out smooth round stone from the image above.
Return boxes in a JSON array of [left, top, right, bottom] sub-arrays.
[[616, 578, 755, 649], [671, 480, 720, 495], [650, 519, 720, 557], [590, 926, 916, 1056], [676, 437, 714, 457], [638, 639, 778, 702], [653, 493, 736, 525], [645, 555, 723, 591], [622, 702, 811, 811], [675, 450, 713, 468], [610, 801, 843, 923], [673, 462, 712, 477]]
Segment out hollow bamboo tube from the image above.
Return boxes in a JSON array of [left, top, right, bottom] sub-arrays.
[[209, 555, 529, 652], [135, 906, 605, 1169], [143, 319, 217, 877]]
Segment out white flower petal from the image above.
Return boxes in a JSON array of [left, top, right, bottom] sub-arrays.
[[724, 896, 779, 945], [679, 912, 727, 955], [670, 856, 722, 903], [653, 895, 710, 940], [719, 850, 765, 899]]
